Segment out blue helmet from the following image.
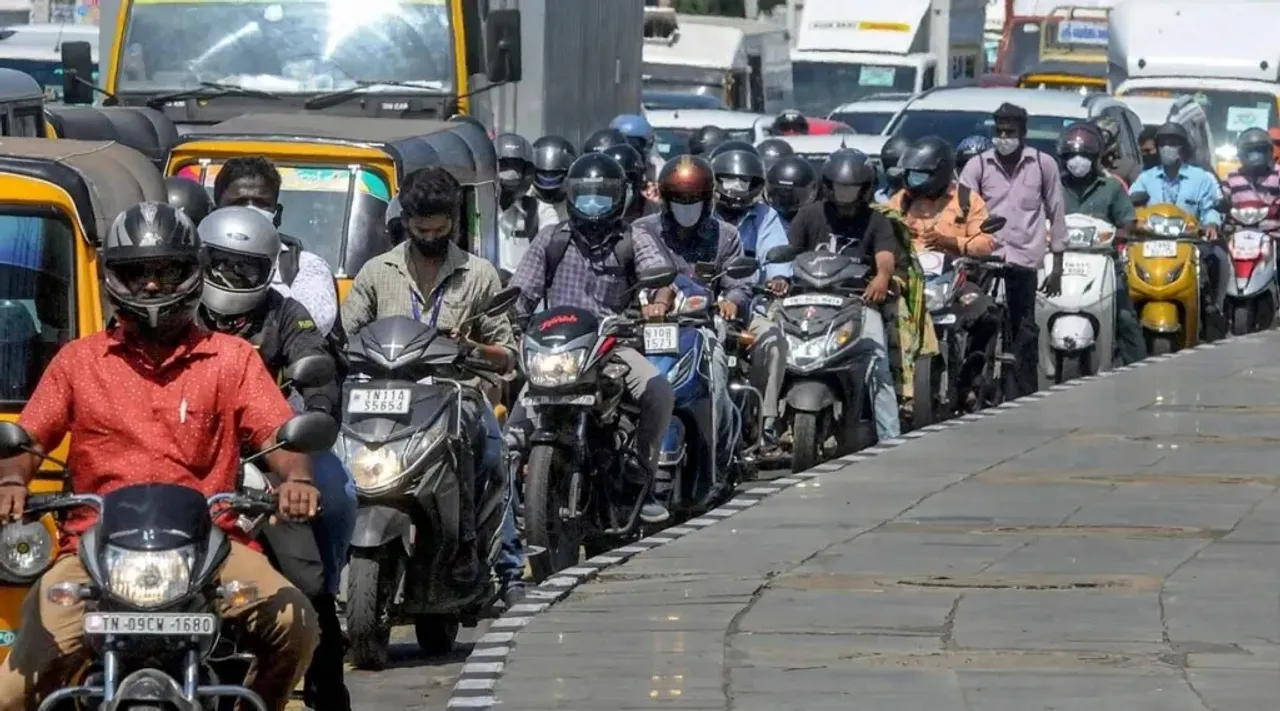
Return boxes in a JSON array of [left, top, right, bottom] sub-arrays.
[[610, 114, 655, 153], [956, 135, 994, 170]]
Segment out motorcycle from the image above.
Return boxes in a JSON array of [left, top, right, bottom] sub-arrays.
[[0, 413, 336, 711], [337, 287, 520, 670], [1223, 200, 1279, 335], [1035, 214, 1118, 383], [518, 265, 677, 580], [642, 260, 761, 516], [1128, 204, 1203, 355]]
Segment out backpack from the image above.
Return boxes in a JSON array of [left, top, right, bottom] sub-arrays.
[[542, 223, 636, 294]]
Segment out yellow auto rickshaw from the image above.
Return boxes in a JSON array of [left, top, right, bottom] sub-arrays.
[[0, 68, 47, 138], [45, 105, 181, 170], [1016, 60, 1107, 94], [1127, 204, 1204, 355], [166, 114, 500, 301], [0, 138, 167, 659]]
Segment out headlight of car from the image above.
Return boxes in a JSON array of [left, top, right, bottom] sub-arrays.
[[924, 281, 952, 312], [104, 544, 194, 608], [0, 520, 55, 579], [524, 348, 586, 388]]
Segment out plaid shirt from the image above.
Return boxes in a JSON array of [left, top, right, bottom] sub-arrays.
[[1224, 168, 1280, 232], [509, 222, 671, 321], [632, 213, 753, 310]]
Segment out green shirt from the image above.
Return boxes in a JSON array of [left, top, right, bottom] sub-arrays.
[[1062, 174, 1136, 228]]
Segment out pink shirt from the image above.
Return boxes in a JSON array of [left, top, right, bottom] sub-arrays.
[[1223, 168, 1280, 232], [958, 147, 1068, 269]]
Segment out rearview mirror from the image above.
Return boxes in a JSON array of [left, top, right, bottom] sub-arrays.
[[60, 41, 95, 106], [636, 265, 677, 290], [284, 355, 336, 389], [1215, 196, 1232, 214], [483, 286, 521, 316], [1131, 192, 1150, 208], [979, 216, 1007, 234], [694, 262, 718, 280], [725, 256, 759, 280], [498, 268, 513, 288], [276, 412, 339, 454], [0, 422, 32, 458], [765, 245, 798, 265], [485, 9, 523, 84]]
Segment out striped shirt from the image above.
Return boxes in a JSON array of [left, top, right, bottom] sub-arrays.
[[1223, 168, 1280, 231]]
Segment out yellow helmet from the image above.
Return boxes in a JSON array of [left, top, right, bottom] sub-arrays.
[[1136, 203, 1198, 237]]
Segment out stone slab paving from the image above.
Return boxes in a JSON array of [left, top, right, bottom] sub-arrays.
[[465, 332, 1280, 710]]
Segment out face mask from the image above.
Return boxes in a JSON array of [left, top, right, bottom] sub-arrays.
[[670, 201, 703, 228], [245, 204, 278, 226], [1142, 153, 1160, 170], [1159, 146, 1182, 166], [411, 235, 450, 258], [905, 171, 930, 189], [993, 137, 1021, 157], [1065, 156, 1093, 179]]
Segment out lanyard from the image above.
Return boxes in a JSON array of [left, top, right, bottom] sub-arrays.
[[1160, 173, 1182, 206], [410, 287, 446, 328]]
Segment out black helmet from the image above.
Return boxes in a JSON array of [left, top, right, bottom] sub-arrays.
[[583, 128, 627, 154], [564, 152, 627, 242], [101, 202, 203, 335], [821, 149, 875, 207], [495, 132, 534, 196], [659, 155, 716, 228], [1155, 122, 1190, 148], [531, 135, 577, 201], [601, 143, 647, 210], [773, 110, 809, 136], [899, 137, 956, 199], [165, 176, 214, 226], [711, 148, 766, 212], [766, 155, 817, 219], [1237, 127, 1274, 172], [1060, 123, 1103, 158], [879, 135, 913, 172], [956, 135, 994, 172], [709, 139, 758, 160], [756, 138, 794, 171], [688, 125, 729, 156]]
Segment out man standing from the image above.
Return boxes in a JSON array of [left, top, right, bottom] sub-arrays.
[[959, 103, 1067, 399]]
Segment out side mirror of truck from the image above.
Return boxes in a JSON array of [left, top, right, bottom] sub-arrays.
[[485, 9, 523, 84], [60, 41, 95, 106]]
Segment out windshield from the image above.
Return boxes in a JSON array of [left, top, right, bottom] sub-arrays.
[[828, 111, 894, 135], [117, 0, 455, 94], [793, 61, 916, 117], [0, 59, 100, 102], [177, 163, 392, 277], [0, 212, 75, 408], [642, 92, 728, 111], [889, 110, 1080, 155], [1001, 20, 1044, 76], [653, 127, 756, 160], [1122, 87, 1279, 151]]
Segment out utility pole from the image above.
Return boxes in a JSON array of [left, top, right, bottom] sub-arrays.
[[930, 0, 952, 86]]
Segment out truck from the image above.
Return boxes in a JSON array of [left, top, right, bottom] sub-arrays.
[[78, 0, 643, 146], [790, 0, 988, 118], [994, 0, 1115, 77]]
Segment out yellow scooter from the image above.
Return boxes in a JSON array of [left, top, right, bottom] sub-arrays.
[[1126, 204, 1203, 355]]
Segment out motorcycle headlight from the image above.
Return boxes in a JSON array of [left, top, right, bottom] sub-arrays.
[[924, 281, 953, 312], [677, 294, 709, 315], [1067, 226, 1098, 248], [0, 520, 55, 580], [345, 417, 449, 495], [786, 319, 858, 366], [1232, 206, 1267, 226], [1144, 214, 1185, 237], [104, 545, 194, 608], [524, 348, 586, 388]]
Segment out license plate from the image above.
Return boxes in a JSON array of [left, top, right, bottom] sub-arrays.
[[782, 294, 844, 308], [84, 612, 216, 637], [347, 388, 412, 415], [1062, 257, 1091, 276], [1142, 240, 1178, 258], [643, 324, 679, 354], [521, 394, 596, 407], [1232, 231, 1264, 260]]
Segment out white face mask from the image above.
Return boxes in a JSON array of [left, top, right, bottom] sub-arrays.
[[993, 137, 1021, 156], [498, 169, 522, 183], [245, 204, 276, 223], [670, 201, 703, 228], [1065, 155, 1093, 178], [1159, 146, 1182, 166]]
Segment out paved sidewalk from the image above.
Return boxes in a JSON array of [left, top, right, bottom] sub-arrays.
[[482, 332, 1280, 710]]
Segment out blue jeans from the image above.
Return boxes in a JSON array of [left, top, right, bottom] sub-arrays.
[[854, 306, 901, 441], [311, 450, 356, 595], [481, 402, 525, 586]]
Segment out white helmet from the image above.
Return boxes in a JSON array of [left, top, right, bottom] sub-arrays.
[[197, 206, 281, 318]]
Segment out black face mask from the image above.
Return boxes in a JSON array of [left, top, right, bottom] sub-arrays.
[[412, 236, 451, 258], [1142, 153, 1160, 171]]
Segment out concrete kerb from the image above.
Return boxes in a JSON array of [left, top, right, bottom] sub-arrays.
[[445, 334, 1258, 709]]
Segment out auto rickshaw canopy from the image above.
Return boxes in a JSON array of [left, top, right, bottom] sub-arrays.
[[0, 68, 43, 104], [1017, 60, 1108, 91], [0, 138, 167, 245], [44, 106, 180, 170]]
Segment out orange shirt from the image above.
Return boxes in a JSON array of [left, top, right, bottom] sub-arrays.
[[889, 184, 996, 257]]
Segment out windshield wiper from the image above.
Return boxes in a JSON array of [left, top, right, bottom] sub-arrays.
[[302, 80, 445, 111], [146, 81, 283, 110]]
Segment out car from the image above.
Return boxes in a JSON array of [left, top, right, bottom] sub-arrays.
[[883, 87, 1147, 183], [644, 108, 771, 159], [642, 90, 730, 111], [804, 117, 855, 135], [827, 98, 910, 135], [777, 134, 888, 171]]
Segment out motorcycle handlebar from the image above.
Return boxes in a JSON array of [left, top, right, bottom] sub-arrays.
[[18, 490, 279, 521]]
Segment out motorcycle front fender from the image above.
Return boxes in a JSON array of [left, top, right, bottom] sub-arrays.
[[351, 505, 413, 557], [101, 669, 197, 711], [1140, 301, 1181, 333], [785, 379, 838, 412]]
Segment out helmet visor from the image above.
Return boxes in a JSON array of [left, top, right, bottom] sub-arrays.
[[534, 170, 567, 190], [768, 185, 807, 212], [717, 175, 755, 200], [568, 177, 625, 218], [205, 245, 273, 291], [830, 183, 864, 205], [109, 257, 200, 299]]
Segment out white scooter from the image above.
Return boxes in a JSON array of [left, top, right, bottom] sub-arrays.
[[1223, 202, 1279, 335], [1035, 214, 1117, 383]]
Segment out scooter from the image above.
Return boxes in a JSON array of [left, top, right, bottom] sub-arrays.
[[1036, 214, 1117, 382], [1127, 204, 1203, 355], [1223, 200, 1279, 335]]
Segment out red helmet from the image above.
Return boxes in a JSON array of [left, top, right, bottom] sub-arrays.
[[658, 155, 715, 227]]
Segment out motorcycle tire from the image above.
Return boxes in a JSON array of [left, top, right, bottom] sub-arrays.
[[525, 444, 583, 582], [345, 552, 393, 671], [791, 411, 824, 473], [912, 355, 934, 428], [1231, 304, 1250, 336], [1148, 334, 1175, 356], [413, 614, 460, 657]]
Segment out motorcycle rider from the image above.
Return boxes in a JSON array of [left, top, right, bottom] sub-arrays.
[[877, 135, 912, 203], [341, 167, 527, 606], [1223, 127, 1280, 232], [601, 142, 652, 223], [1090, 114, 1138, 188], [787, 149, 903, 441], [584, 127, 627, 154], [955, 135, 994, 176], [1139, 126, 1159, 170], [166, 175, 215, 225], [1057, 123, 1145, 365], [0, 203, 319, 711], [766, 155, 819, 230], [531, 135, 577, 228], [688, 125, 730, 157], [194, 205, 352, 711], [757, 137, 795, 172], [704, 147, 790, 445], [506, 152, 677, 524], [611, 113, 666, 178], [497, 132, 551, 273], [772, 110, 809, 137], [1129, 122, 1228, 337]]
